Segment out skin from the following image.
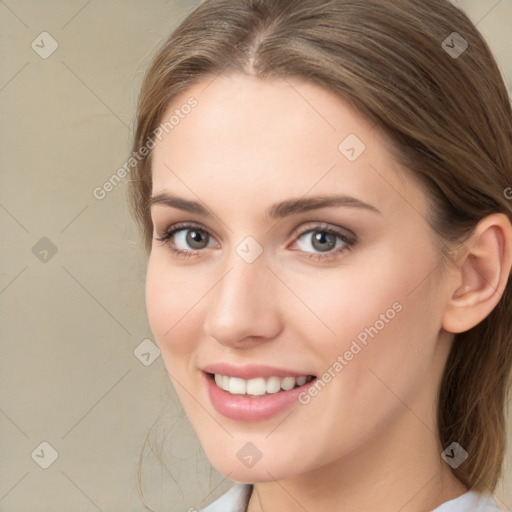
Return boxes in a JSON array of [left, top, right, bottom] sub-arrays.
[[145, 73, 512, 511]]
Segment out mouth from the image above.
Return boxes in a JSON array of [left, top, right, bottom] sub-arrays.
[[207, 372, 317, 398], [202, 367, 319, 421]]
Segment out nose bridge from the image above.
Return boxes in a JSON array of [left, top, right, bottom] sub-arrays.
[[216, 235, 268, 307], [204, 241, 280, 344]]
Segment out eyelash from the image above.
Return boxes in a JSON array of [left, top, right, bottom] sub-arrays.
[[154, 222, 357, 261]]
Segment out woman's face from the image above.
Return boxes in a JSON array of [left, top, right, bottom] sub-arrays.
[[146, 73, 455, 483]]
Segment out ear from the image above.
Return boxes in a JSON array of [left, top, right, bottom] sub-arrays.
[[442, 213, 512, 334]]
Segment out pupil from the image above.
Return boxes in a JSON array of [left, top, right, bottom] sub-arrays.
[[312, 231, 335, 252], [187, 230, 207, 249]]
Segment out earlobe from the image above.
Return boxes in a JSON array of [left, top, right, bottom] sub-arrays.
[[442, 213, 512, 334]]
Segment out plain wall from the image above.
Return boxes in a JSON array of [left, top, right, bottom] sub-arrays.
[[1, 1, 511, 510]]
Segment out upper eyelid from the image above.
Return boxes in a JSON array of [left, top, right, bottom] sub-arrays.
[[294, 222, 355, 238], [158, 221, 220, 241]]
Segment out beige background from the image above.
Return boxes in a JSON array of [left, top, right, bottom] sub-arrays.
[[0, 1, 511, 511]]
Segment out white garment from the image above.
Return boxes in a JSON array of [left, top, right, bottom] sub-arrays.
[[198, 484, 502, 512]]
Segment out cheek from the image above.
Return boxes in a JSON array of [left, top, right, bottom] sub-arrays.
[[286, 243, 442, 385], [329, 269, 442, 420], [280, 251, 417, 354], [145, 255, 205, 361]]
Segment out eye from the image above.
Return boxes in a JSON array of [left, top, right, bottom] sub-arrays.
[[154, 222, 217, 258], [175, 227, 210, 250], [291, 224, 356, 260], [155, 221, 356, 261]]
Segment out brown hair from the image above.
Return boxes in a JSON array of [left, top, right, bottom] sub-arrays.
[[128, 0, 512, 502]]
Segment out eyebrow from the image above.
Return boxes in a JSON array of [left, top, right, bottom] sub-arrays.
[[148, 192, 382, 218]]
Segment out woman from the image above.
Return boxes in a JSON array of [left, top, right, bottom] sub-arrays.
[[128, 0, 512, 510]]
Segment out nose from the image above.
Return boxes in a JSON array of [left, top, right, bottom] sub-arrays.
[[203, 247, 283, 348]]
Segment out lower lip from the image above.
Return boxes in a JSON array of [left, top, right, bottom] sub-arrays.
[[203, 372, 317, 421]]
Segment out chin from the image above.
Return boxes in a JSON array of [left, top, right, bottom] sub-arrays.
[[201, 440, 307, 483]]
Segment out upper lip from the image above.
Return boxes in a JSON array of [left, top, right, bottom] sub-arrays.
[[202, 363, 316, 380]]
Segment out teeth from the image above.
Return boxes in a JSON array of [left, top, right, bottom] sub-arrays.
[[296, 376, 307, 386], [247, 377, 267, 395], [213, 373, 313, 396], [281, 376, 296, 391], [229, 377, 246, 394], [266, 376, 281, 394]]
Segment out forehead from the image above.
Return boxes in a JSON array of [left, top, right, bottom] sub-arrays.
[[153, 73, 369, 162], [150, 73, 426, 218]]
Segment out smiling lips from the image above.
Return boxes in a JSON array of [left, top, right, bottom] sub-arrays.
[[201, 363, 317, 420]]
